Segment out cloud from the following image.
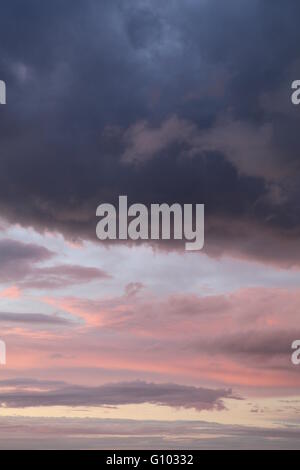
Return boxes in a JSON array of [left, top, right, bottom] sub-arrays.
[[122, 114, 282, 182], [0, 286, 21, 299], [0, 415, 300, 450], [0, 239, 53, 280], [0, 0, 300, 266], [0, 379, 237, 411], [36, 285, 300, 390], [0, 312, 71, 326], [47, 285, 300, 335], [205, 217, 300, 269], [0, 238, 110, 289], [125, 282, 145, 297], [1, 1, 300, 450], [0, 378, 67, 389], [122, 115, 197, 164], [210, 330, 298, 358], [20, 264, 111, 290]]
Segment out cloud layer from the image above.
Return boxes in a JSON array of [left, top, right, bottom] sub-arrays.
[[0, 0, 300, 265], [0, 416, 300, 450], [0, 379, 236, 411]]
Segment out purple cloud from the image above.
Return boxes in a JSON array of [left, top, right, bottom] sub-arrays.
[[0, 380, 238, 411]]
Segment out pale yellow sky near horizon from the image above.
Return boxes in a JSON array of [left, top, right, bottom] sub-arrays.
[[0, 396, 298, 429]]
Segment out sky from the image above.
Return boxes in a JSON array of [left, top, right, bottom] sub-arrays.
[[0, 0, 300, 450]]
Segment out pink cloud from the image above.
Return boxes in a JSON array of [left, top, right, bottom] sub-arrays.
[[19, 285, 297, 393], [0, 286, 21, 299]]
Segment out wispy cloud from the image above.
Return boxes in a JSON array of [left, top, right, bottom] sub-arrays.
[[0, 312, 71, 325], [0, 416, 299, 450], [0, 238, 110, 290]]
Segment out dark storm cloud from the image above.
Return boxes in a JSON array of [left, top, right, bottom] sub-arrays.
[[0, 379, 237, 410], [1, 0, 300, 264]]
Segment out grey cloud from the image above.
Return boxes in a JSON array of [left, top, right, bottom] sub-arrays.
[[193, 329, 300, 367], [122, 114, 282, 182], [0, 416, 299, 450], [0, 238, 110, 289], [122, 115, 197, 164], [0, 380, 237, 410], [0, 312, 71, 325], [217, 330, 297, 357], [0, 238, 53, 273], [125, 282, 145, 297], [0, 378, 67, 389], [20, 264, 111, 290]]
